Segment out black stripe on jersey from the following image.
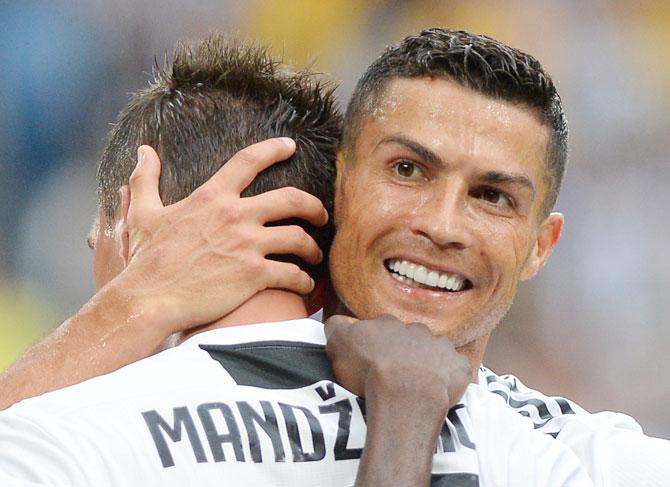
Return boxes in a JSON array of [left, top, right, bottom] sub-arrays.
[[556, 398, 576, 415], [200, 341, 336, 389], [431, 473, 479, 486], [482, 369, 576, 431], [489, 389, 556, 422]]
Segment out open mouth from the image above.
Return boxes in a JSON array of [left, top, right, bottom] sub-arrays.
[[385, 259, 472, 293]]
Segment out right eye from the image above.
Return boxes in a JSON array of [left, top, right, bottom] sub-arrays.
[[394, 160, 424, 180]]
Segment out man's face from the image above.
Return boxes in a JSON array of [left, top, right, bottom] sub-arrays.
[[329, 78, 562, 347]]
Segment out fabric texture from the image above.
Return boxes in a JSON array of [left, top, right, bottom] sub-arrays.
[[0, 319, 592, 486], [479, 366, 670, 486]]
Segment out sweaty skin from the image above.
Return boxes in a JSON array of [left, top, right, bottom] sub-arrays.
[[0, 141, 471, 487], [325, 314, 471, 487], [0, 140, 328, 410], [328, 78, 563, 366], [0, 81, 563, 413], [0, 79, 562, 487]]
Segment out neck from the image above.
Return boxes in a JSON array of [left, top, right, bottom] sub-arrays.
[[458, 334, 490, 383], [176, 289, 308, 345]]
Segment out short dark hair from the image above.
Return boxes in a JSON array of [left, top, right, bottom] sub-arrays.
[[97, 33, 341, 279], [342, 28, 567, 215]]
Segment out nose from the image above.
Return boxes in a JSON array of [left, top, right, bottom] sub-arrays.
[[409, 181, 474, 249]]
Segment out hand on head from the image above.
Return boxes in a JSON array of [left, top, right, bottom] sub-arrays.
[[116, 138, 328, 335]]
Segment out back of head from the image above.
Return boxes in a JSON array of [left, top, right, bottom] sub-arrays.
[[97, 33, 341, 279], [343, 28, 567, 216]]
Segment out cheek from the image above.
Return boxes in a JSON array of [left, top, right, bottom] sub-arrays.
[[500, 230, 535, 286], [330, 182, 395, 291], [335, 177, 383, 240], [345, 186, 412, 257], [475, 216, 531, 276]]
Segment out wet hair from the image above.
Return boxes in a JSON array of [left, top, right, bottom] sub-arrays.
[[342, 28, 567, 215], [97, 33, 341, 279]]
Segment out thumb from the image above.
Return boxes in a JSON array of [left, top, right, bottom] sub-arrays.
[[128, 145, 164, 216]]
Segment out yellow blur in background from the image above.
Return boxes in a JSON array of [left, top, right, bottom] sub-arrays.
[[0, 284, 50, 371]]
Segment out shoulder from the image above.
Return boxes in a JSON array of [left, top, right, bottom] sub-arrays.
[[477, 366, 639, 434], [461, 384, 593, 486], [479, 366, 670, 486], [8, 318, 325, 418], [9, 343, 227, 418]]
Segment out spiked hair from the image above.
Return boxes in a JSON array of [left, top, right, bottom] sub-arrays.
[[97, 33, 342, 277]]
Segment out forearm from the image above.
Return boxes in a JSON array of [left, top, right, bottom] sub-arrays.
[[355, 388, 446, 487], [0, 278, 166, 410], [325, 315, 470, 486]]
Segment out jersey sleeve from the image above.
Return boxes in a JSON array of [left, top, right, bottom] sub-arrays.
[[604, 433, 670, 487], [529, 425, 595, 487], [557, 412, 670, 487], [480, 366, 670, 486], [467, 382, 594, 486]]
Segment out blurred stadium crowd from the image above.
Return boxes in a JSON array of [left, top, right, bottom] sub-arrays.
[[1, 0, 668, 437]]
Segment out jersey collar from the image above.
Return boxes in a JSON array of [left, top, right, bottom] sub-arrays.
[[179, 318, 326, 348]]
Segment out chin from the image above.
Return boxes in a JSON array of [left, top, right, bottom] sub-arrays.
[[381, 306, 497, 348]]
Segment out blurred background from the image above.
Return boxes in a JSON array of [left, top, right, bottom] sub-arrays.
[[1, 0, 668, 437]]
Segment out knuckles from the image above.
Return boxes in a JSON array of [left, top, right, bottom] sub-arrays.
[[192, 185, 217, 205], [210, 199, 244, 225], [280, 186, 307, 208], [288, 226, 312, 251], [233, 147, 259, 167], [283, 263, 304, 282], [324, 316, 472, 403], [128, 169, 146, 187]]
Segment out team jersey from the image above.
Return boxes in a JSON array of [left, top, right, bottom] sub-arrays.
[[479, 367, 670, 486], [0, 319, 591, 487]]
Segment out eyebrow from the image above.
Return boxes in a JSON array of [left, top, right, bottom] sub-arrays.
[[479, 171, 536, 200], [377, 134, 443, 166]]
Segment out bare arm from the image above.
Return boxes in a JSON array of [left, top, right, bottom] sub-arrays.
[[325, 314, 472, 487], [0, 274, 176, 410], [357, 388, 447, 487], [0, 139, 327, 410]]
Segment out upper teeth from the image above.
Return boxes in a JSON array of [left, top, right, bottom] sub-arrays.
[[387, 259, 466, 292]]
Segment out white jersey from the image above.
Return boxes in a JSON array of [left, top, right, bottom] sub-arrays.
[[479, 367, 670, 487], [0, 319, 591, 486]]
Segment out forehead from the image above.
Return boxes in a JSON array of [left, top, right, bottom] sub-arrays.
[[359, 77, 551, 189]]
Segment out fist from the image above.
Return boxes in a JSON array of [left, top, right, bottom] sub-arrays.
[[325, 314, 472, 413]]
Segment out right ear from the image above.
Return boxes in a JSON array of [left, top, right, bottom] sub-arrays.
[[116, 185, 131, 267]]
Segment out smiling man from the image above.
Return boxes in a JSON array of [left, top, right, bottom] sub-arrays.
[[327, 31, 564, 369], [323, 30, 668, 485], [0, 31, 596, 487]]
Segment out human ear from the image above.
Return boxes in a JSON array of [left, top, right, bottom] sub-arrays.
[[115, 185, 131, 267], [520, 212, 564, 281]]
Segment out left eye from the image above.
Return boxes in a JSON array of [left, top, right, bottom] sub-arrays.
[[473, 187, 513, 208], [394, 160, 423, 179]]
